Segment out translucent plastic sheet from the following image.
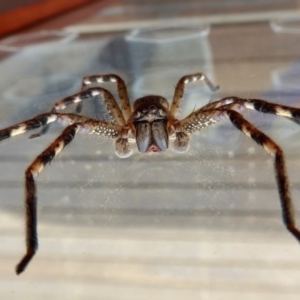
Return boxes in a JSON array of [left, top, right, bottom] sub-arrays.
[[0, 20, 300, 300]]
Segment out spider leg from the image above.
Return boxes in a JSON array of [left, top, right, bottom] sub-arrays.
[[15, 123, 80, 274], [201, 96, 300, 124], [226, 110, 300, 242], [170, 106, 220, 152], [81, 74, 132, 122], [31, 87, 125, 139], [170, 73, 219, 119], [0, 113, 89, 141], [178, 109, 219, 134], [0, 113, 56, 141], [13, 118, 125, 274], [177, 107, 300, 242], [54, 88, 125, 125]]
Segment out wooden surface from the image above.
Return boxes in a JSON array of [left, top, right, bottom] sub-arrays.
[[0, 0, 105, 37]]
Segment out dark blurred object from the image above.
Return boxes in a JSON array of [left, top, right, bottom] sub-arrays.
[[0, 0, 100, 37]]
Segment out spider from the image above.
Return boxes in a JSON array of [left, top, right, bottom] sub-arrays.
[[0, 73, 299, 275]]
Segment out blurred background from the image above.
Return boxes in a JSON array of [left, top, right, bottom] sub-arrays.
[[0, 1, 300, 299]]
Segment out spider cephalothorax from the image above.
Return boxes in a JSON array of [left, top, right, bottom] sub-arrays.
[[0, 72, 299, 275]]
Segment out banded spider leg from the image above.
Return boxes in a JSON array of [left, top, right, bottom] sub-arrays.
[[30, 74, 132, 138], [178, 97, 300, 243], [0, 112, 124, 274]]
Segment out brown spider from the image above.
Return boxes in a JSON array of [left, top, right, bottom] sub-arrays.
[[0, 73, 299, 275]]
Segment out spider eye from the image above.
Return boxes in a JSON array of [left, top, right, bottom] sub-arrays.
[[158, 109, 166, 117], [134, 111, 141, 118], [149, 105, 158, 113]]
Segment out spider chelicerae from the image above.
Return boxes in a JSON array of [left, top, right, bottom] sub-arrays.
[[0, 73, 299, 275]]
